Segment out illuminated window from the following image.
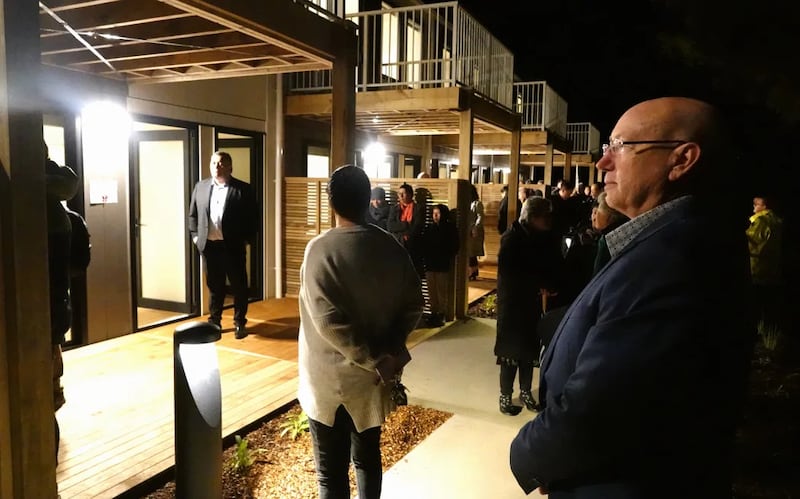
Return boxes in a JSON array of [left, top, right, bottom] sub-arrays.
[[307, 145, 330, 178], [406, 22, 422, 86], [381, 4, 399, 80]]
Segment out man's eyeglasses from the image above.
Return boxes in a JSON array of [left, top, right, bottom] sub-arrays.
[[601, 138, 688, 156]]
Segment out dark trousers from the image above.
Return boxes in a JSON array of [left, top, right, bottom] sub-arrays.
[[308, 405, 382, 499], [203, 240, 248, 325], [500, 362, 534, 396]]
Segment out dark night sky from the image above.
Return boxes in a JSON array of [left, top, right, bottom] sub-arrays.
[[443, 0, 800, 211]]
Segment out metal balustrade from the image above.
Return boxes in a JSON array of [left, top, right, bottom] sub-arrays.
[[566, 122, 601, 154], [513, 81, 568, 136], [288, 2, 514, 109]]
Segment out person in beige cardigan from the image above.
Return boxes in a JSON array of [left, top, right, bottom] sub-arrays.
[[298, 165, 423, 499]]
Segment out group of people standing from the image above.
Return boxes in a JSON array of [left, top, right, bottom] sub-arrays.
[[493, 177, 630, 415], [365, 181, 484, 327], [190, 98, 765, 499]]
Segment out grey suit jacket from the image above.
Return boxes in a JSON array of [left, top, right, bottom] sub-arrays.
[[188, 176, 257, 252]]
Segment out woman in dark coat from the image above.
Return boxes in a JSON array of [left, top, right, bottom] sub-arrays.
[[387, 182, 425, 275], [421, 204, 459, 327], [495, 197, 561, 415]]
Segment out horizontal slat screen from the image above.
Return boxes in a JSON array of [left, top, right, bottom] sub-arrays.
[[283, 178, 464, 320]]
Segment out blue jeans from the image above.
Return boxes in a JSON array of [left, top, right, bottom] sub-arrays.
[[308, 405, 382, 499]]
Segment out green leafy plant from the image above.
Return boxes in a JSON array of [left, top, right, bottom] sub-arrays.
[[758, 320, 782, 352], [229, 435, 254, 473], [479, 294, 497, 316], [280, 411, 309, 440]]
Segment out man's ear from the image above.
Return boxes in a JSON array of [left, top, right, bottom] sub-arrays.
[[667, 142, 701, 181]]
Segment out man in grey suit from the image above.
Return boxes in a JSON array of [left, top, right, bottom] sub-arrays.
[[189, 151, 257, 339], [510, 98, 754, 498]]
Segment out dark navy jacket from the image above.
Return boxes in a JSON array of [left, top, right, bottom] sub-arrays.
[[510, 199, 754, 499]]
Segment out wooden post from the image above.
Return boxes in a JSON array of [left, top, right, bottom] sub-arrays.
[[457, 109, 473, 180], [330, 32, 357, 173], [0, 0, 58, 496], [562, 151, 571, 182], [453, 180, 470, 318], [565, 151, 573, 181], [421, 135, 432, 177], [543, 143, 554, 186], [507, 117, 522, 231], [588, 161, 597, 184]]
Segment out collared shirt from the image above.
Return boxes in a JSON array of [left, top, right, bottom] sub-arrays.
[[207, 180, 228, 241], [605, 195, 692, 258]]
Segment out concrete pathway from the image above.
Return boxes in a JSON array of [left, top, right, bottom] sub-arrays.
[[382, 317, 544, 498]]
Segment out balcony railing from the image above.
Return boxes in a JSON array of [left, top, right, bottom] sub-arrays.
[[566, 122, 600, 155], [289, 2, 515, 109], [513, 81, 568, 136], [294, 0, 352, 25]]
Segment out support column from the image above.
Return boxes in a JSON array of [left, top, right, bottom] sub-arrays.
[[562, 152, 571, 182], [454, 110, 474, 317], [453, 180, 470, 318], [543, 144, 554, 186], [397, 153, 406, 177], [457, 109, 473, 180], [507, 119, 522, 231], [330, 33, 357, 173], [421, 135, 432, 176], [588, 161, 597, 184], [265, 75, 282, 298], [0, 0, 58, 496], [564, 151, 573, 184]]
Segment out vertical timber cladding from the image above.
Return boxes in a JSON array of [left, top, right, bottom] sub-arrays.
[[1, 0, 58, 496], [477, 184, 507, 265], [283, 178, 467, 319]]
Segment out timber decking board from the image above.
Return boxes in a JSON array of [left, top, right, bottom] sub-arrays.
[[56, 299, 301, 498], [55, 286, 491, 498]]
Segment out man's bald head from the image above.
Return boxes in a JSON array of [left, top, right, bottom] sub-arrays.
[[624, 97, 723, 162], [623, 97, 724, 189]]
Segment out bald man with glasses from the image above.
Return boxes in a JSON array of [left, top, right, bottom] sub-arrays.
[[510, 98, 754, 499]]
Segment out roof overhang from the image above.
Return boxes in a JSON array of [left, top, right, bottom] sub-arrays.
[[39, 0, 355, 83]]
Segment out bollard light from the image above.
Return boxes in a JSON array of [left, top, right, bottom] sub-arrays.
[[173, 321, 222, 499]]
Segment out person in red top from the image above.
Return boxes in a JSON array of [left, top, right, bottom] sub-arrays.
[[387, 183, 425, 275]]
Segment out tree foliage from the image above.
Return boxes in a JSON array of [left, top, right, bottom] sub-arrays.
[[651, 0, 800, 124]]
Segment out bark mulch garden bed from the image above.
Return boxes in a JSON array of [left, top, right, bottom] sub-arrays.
[[143, 404, 452, 498]]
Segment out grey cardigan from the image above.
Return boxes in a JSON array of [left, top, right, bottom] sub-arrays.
[[298, 224, 423, 432]]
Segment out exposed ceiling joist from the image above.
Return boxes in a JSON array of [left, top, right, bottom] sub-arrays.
[[40, 0, 341, 82]]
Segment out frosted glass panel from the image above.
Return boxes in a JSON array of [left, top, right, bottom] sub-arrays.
[[139, 140, 186, 302]]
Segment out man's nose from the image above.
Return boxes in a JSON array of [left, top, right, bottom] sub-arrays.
[[596, 155, 612, 171]]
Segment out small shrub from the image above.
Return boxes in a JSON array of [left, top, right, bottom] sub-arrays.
[[229, 435, 253, 473], [280, 411, 309, 440], [479, 294, 497, 316], [758, 320, 781, 352]]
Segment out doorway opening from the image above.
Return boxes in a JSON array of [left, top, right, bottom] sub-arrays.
[[130, 119, 199, 330]]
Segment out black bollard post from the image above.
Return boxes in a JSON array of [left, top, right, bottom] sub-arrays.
[[173, 321, 222, 499]]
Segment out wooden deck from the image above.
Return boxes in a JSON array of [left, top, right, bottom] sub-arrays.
[[56, 278, 497, 498]]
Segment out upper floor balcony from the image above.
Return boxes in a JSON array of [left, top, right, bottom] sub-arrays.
[[514, 81, 568, 137], [566, 122, 601, 155], [289, 2, 515, 110]]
